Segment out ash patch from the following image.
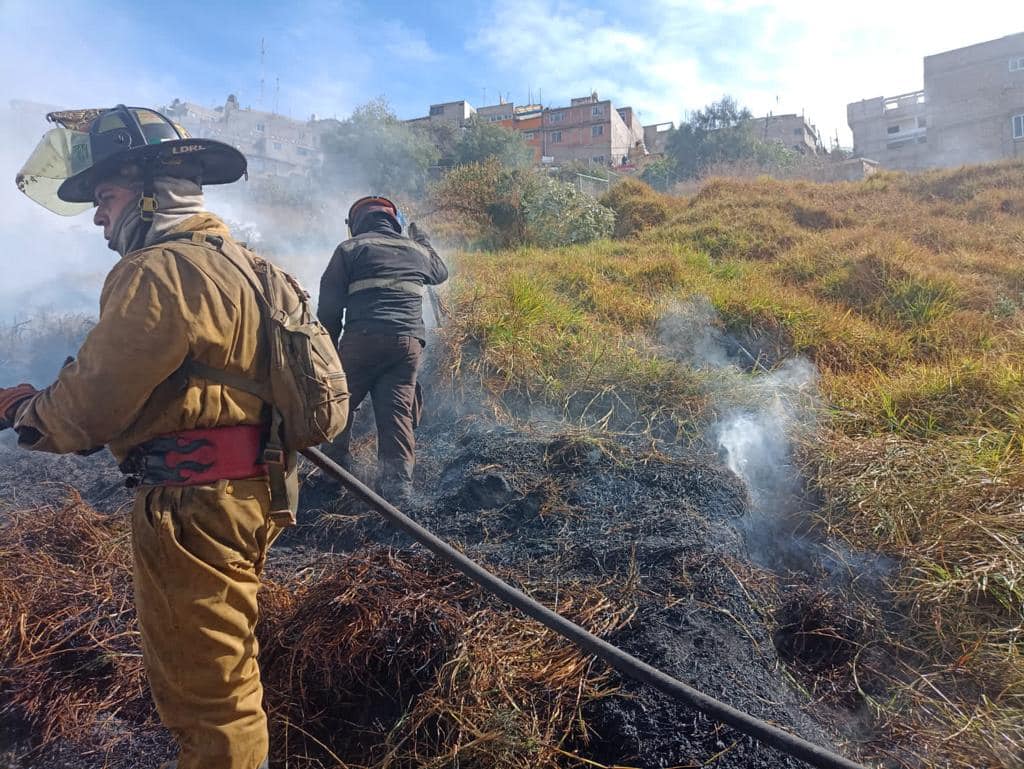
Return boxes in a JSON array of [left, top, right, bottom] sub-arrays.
[[304, 420, 850, 767], [0, 436, 129, 513]]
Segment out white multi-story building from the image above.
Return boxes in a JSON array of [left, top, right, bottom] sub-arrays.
[[164, 95, 327, 179], [848, 32, 1024, 170]]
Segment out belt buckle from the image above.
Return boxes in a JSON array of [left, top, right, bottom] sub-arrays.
[[262, 448, 286, 465], [269, 509, 298, 527]]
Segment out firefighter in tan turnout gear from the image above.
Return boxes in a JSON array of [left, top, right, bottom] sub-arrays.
[[2, 106, 348, 769]]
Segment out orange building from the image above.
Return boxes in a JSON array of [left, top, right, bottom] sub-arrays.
[[513, 105, 543, 163], [474, 102, 544, 163]]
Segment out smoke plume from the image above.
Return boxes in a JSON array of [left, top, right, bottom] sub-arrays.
[[658, 299, 820, 569]]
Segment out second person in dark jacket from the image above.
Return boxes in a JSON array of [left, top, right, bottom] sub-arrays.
[[317, 196, 448, 503]]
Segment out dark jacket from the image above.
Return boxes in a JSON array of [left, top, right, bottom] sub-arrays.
[[317, 221, 448, 345]]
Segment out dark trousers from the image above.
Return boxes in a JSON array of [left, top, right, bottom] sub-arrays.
[[333, 332, 422, 489]]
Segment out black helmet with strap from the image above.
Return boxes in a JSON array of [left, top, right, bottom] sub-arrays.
[[16, 105, 247, 217]]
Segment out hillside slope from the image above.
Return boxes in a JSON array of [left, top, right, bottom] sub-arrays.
[[435, 162, 1024, 768]]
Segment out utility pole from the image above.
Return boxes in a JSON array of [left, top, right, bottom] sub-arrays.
[[259, 37, 266, 109]]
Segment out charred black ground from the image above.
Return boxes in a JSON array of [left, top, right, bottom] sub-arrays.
[[0, 384, 884, 768]]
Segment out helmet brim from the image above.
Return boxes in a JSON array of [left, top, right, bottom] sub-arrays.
[[57, 137, 247, 203]]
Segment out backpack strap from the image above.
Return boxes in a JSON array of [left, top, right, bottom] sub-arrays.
[[157, 231, 295, 524]]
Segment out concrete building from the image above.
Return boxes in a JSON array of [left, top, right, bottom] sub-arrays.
[[643, 122, 674, 155], [512, 104, 544, 163], [848, 32, 1024, 170], [746, 114, 824, 155], [476, 101, 515, 125], [407, 92, 672, 169], [164, 95, 325, 179], [416, 100, 477, 128], [540, 92, 644, 167]]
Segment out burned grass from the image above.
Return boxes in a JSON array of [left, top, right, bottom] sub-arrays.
[[0, 492, 630, 769], [0, 493, 153, 756]]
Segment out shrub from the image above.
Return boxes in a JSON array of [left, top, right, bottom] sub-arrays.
[[428, 161, 614, 249], [600, 178, 670, 238], [522, 175, 615, 247]]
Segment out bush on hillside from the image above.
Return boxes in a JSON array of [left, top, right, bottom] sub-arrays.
[[600, 178, 669, 238], [428, 160, 614, 249], [522, 175, 614, 247], [638, 158, 676, 191], [427, 159, 533, 248]]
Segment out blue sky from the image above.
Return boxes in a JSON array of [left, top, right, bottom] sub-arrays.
[[2, 0, 1020, 146]]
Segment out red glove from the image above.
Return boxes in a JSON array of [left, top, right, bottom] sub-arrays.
[[0, 384, 37, 430]]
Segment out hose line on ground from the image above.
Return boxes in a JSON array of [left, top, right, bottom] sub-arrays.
[[301, 447, 868, 769]]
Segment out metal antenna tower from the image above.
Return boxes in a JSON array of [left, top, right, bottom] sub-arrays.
[[259, 37, 266, 108]]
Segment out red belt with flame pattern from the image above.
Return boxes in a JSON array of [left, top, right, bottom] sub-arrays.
[[120, 425, 267, 487]]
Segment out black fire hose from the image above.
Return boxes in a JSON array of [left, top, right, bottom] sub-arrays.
[[301, 447, 868, 769]]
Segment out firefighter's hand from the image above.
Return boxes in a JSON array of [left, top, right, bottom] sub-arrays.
[[0, 384, 37, 430], [408, 221, 430, 245]]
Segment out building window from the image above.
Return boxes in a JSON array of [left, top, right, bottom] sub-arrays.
[[887, 125, 900, 134], [549, 111, 565, 123], [551, 131, 562, 143], [592, 155, 605, 164], [273, 142, 282, 150], [297, 147, 310, 156], [256, 123, 265, 132], [1014, 114, 1024, 140], [592, 125, 604, 137], [591, 106, 603, 117], [523, 131, 535, 140], [917, 117, 927, 128], [1010, 57, 1024, 72], [429, 105, 444, 116]]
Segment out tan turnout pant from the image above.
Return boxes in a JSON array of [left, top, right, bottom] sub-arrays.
[[131, 479, 280, 769]]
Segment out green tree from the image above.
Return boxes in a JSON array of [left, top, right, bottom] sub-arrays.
[[453, 118, 534, 168], [319, 97, 440, 197], [665, 96, 758, 180]]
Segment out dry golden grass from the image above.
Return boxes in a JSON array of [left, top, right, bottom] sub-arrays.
[[810, 434, 1024, 768]]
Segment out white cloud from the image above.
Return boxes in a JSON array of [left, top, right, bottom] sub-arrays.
[[381, 22, 442, 64], [471, 0, 1023, 144]]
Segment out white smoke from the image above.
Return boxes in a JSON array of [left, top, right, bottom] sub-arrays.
[[715, 358, 817, 505], [658, 299, 820, 566]]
